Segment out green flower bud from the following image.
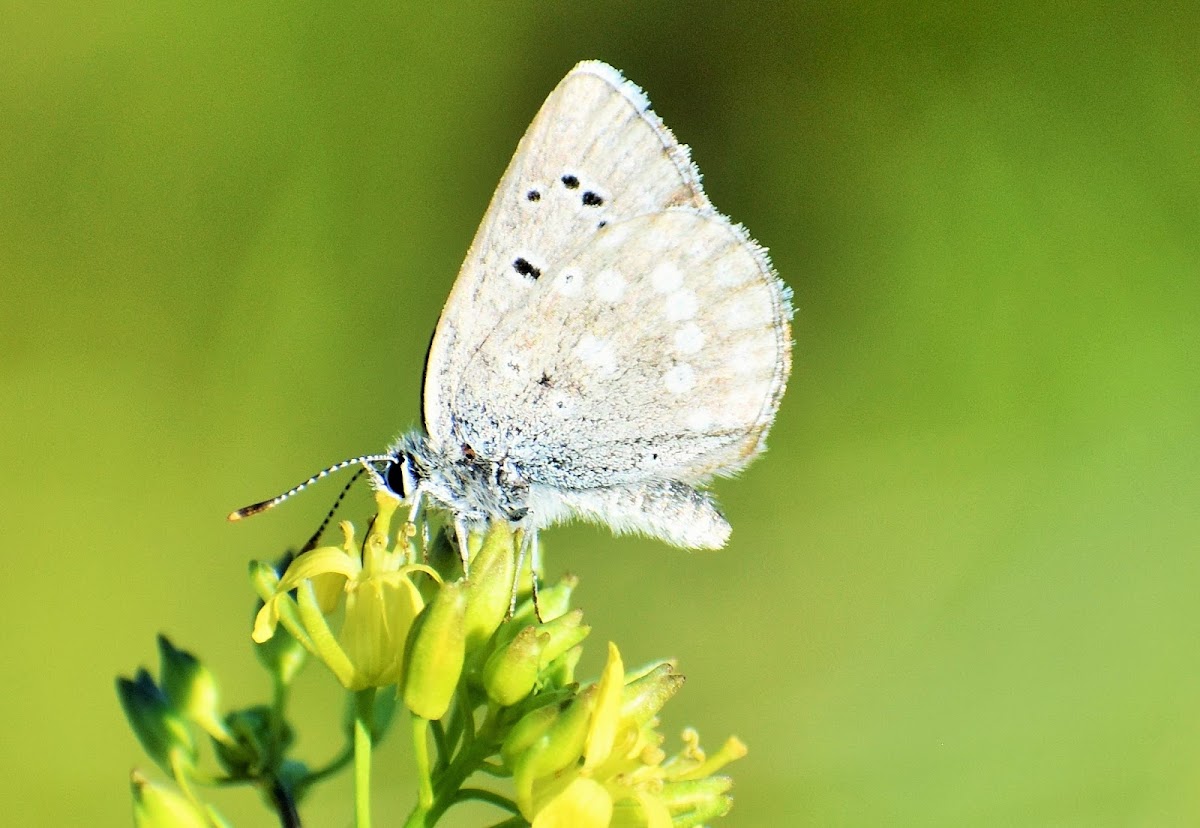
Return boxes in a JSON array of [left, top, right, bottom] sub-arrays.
[[157, 636, 229, 742], [541, 643, 584, 688], [130, 771, 213, 828], [273, 758, 309, 802], [501, 700, 561, 769], [215, 705, 292, 778], [510, 573, 579, 628], [610, 793, 671, 828], [463, 523, 517, 654], [248, 559, 282, 601], [657, 776, 735, 825], [512, 687, 596, 815], [619, 661, 685, 727], [536, 609, 590, 668], [482, 625, 547, 706], [403, 580, 468, 720], [253, 621, 309, 688], [117, 671, 196, 775], [252, 556, 310, 685]]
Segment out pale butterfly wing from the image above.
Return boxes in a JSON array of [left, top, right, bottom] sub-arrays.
[[423, 60, 710, 448], [448, 208, 792, 489]]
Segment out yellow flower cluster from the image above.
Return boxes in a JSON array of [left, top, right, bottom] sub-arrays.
[[510, 643, 747, 827], [248, 495, 747, 826]]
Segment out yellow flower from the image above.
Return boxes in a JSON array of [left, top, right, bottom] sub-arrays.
[[516, 643, 748, 827], [251, 492, 437, 690]]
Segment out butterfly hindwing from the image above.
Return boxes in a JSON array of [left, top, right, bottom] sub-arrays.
[[448, 208, 792, 489]]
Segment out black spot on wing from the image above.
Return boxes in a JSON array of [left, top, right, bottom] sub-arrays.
[[513, 257, 541, 279], [526, 189, 541, 201], [561, 174, 580, 189], [581, 191, 603, 206]]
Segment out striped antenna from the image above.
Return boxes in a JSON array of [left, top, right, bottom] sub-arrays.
[[227, 453, 394, 521], [299, 466, 365, 553]]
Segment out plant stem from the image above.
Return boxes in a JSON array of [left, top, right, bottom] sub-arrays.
[[483, 817, 528, 828], [454, 787, 521, 815], [267, 778, 302, 828], [431, 718, 451, 771], [413, 716, 434, 811], [404, 720, 505, 828], [354, 688, 376, 828], [295, 745, 354, 798]]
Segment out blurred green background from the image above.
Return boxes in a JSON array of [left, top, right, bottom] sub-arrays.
[[4, 2, 1199, 825]]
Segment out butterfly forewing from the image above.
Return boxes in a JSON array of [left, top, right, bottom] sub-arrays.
[[423, 61, 710, 448], [449, 208, 792, 489]]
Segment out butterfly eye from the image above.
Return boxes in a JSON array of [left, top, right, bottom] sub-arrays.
[[382, 456, 409, 498]]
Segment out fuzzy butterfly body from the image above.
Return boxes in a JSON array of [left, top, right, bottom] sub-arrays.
[[233, 60, 792, 566]]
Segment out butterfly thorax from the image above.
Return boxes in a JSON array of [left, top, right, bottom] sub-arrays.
[[386, 431, 531, 530]]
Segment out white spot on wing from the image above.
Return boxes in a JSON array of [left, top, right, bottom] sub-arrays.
[[593, 267, 626, 302], [663, 363, 695, 394], [664, 289, 699, 322], [651, 262, 684, 293], [575, 333, 618, 377], [673, 322, 705, 354]]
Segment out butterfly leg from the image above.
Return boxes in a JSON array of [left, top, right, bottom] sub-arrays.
[[454, 519, 472, 579], [510, 527, 533, 618], [529, 530, 544, 622], [406, 487, 425, 528]]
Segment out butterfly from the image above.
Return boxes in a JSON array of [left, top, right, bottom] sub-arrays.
[[232, 60, 792, 588]]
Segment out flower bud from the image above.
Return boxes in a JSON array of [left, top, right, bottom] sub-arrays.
[[610, 792, 672, 828], [536, 609, 590, 668], [510, 573, 578, 628], [157, 636, 229, 742], [512, 687, 596, 816], [482, 625, 547, 706], [657, 776, 735, 823], [541, 643, 584, 687], [253, 620, 308, 687], [274, 759, 309, 799], [463, 523, 517, 654], [619, 662, 685, 727], [117, 671, 196, 775], [501, 699, 561, 769], [130, 771, 215, 828], [215, 705, 293, 778], [403, 579, 468, 720]]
